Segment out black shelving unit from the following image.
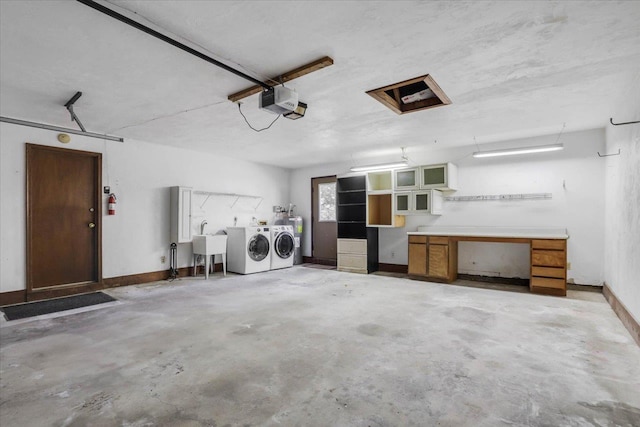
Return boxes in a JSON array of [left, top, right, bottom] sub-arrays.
[[337, 175, 379, 273]]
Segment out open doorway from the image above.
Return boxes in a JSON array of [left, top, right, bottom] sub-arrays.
[[310, 175, 337, 264]]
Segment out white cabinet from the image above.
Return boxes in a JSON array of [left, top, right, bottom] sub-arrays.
[[170, 186, 193, 244], [394, 168, 419, 191], [414, 190, 443, 215], [337, 238, 368, 273], [420, 163, 457, 191], [394, 190, 443, 215], [366, 170, 393, 193]]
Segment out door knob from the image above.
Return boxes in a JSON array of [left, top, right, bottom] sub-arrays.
[[89, 208, 95, 212], [88, 222, 96, 228]]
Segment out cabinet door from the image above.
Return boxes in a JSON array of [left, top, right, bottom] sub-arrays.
[[178, 187, 193, 243], [428, 244, 449, 278], [394, 168, 419, 191], [394, 192, 411, 214], [420, 165, 447, 189], [408, 243, 427, 275], [413, 191, 430, 213], [170, 186, 193, 244]]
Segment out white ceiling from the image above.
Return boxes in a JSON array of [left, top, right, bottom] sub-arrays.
[[1, 1, 639, 168]]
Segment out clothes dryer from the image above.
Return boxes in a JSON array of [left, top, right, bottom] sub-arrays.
[[226, 227, 271, 274], [270, 225, 295, 270]]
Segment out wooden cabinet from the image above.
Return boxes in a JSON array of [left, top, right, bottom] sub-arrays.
[[170, 186, 192, 244], [337, 175, 378, 273], [365, 170, 405, 227], [407, 235, 457, 282], [530, 239, 567, 296], [420, 163, 457, 191], [408, 235, 427, 275]]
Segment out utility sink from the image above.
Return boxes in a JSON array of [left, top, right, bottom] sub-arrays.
[[192, 234, 227, 255], [192, 234, 227, 279]]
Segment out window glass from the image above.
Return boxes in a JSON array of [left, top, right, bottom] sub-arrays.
[[423, 167, 445, 185], [318, 182, 336, 221], [416, 194, 429, 210], [396, 194, 409, 211], [397, 170, 416, 187]]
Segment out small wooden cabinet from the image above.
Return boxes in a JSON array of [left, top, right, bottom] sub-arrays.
[[366, 170, 405, 227], [408, 235, 457, 282]]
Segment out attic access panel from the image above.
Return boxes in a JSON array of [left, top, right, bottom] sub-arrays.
[[366, 74, 451, 115]]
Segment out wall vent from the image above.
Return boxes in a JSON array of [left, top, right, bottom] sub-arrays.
[[366, 74, 451, 115]]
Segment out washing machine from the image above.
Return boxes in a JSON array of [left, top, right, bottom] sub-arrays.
[[226, 227, 271, 274], [270, 225, 295, 270]]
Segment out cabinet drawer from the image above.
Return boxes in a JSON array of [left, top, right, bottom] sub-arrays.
[[531, 277, 566, 290], [531, 266, 565, 279], [429, 236, 449, 245], [409, 235, 427, 244], [531, 250, 565, 267], [532, 239, 566, 250], [337, 238, 367, 255], [338, 253, 367, 270]]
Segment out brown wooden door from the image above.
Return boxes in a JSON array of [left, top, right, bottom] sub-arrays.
[[26, 144, 101, 298], [311, 176, 337, 262]]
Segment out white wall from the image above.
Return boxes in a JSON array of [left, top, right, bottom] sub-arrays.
[[0, 122, 290, 292], [604, 74, 640, 322], [290, 129, 606, 286]]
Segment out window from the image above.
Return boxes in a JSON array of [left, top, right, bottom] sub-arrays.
[[318, 182, 336, 221]]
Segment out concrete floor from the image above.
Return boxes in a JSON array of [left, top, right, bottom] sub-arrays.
[[1, 267, 639, 426]]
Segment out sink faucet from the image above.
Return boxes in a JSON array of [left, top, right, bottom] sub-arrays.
[[200, 220, 207, 234]]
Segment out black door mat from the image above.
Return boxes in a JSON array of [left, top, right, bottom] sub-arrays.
[[1, 292, 116, 321]]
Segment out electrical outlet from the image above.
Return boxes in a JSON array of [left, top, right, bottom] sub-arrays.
[[161, 256, 166, 263], [567, 261, 571, 270], [391, 251, 395, 258]]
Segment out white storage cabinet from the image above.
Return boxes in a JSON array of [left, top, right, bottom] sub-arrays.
[[170, 186, 193, 244]]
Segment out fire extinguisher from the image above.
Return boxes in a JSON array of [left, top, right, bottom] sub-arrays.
[[108, 193, 117, 215]]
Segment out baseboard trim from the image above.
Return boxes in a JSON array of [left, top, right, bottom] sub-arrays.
[[378, 263, 408, 274], [303, 256, 337, 266], [0, 264, 226, 307], [603, 284, 640, 347], [0, 290, 27, 306]]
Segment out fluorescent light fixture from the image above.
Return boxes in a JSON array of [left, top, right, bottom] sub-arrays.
[[473, 144, 563, 158], [350, 161, 409, 172]]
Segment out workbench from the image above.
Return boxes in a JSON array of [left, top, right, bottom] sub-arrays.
[[407, 226, 569, 296]]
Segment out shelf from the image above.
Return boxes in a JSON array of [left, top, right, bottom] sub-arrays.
[[338, 221, 366, 224], [337, 203, 366, 207], [338, 189, 365, 194]]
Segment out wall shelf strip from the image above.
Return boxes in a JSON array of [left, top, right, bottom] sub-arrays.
[[444, 193, 552, 202], [194, 190, 263, 210]]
